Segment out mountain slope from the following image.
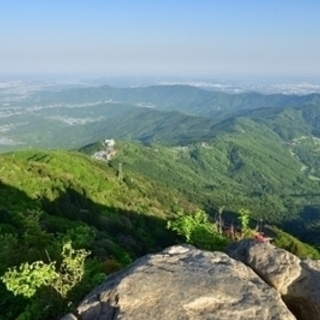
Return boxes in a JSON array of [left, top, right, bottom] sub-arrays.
[[1, 145, 320, 320], [0, 150, 194, 220], [80, 125, 320, 245], [0, 149, 198, 320]]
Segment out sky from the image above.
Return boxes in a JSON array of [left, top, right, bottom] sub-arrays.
[[1, 1, 320, 78]]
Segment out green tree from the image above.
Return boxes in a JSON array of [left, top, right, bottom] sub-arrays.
[[238, 208, 255, 238]]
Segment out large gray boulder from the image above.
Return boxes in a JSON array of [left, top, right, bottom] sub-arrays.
[[64, 245, 294, 320], [226, 240, 320, 320]]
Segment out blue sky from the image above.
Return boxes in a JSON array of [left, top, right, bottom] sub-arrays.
[[1, 1, 319, 77]]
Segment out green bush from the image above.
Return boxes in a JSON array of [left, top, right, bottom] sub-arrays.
[[1, 242, 90, 300], [167, 209, 230, 251]]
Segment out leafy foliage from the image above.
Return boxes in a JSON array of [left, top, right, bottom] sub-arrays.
[[237, 208, 256, 239], [52, 242, 90, 299], [239, 208, 250, 232], [167, 209, 229, 251], [0, 146, 318, 319], [1, 261, 57, 298], [1, 241, 90, 299]]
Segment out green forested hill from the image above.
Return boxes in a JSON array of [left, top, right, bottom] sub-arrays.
[[0, 149, 194, 221], [1, 143, 320, 320], [6, 102, 319, 153], [0, 149, 195, 270], [0, 149, 197, 319], [1, 106, 222, 152], [80, 120, 320, 247]]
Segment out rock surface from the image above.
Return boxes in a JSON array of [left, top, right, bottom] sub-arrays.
[[226, 240, 320, 320], [65, 245, 295, 320]]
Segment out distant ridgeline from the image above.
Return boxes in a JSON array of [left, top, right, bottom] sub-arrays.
[[1, 84, 320, 151]]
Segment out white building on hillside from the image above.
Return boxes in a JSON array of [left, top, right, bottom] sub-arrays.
[[105, 139, 115, 147]]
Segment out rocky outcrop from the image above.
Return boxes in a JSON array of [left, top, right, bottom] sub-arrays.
[[226, 240, 320, 320], [63, 245, 294, 320]]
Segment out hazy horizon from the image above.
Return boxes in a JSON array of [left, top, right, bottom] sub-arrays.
[[1, 1, 320, 78]]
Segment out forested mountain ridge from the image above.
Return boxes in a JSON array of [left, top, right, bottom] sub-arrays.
[[30, 84, 320, 117], [3, 101, 320, 154], [2, 84, 320, 152]]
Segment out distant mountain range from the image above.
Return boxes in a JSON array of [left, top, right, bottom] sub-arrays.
[[29, 84, 320, 116], [1, 84, 320, 151]]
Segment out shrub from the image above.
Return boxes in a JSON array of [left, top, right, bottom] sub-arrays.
[[238, 208, 256, 239], [1, 241, 90, 299], [167, 209, 229, 251]]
